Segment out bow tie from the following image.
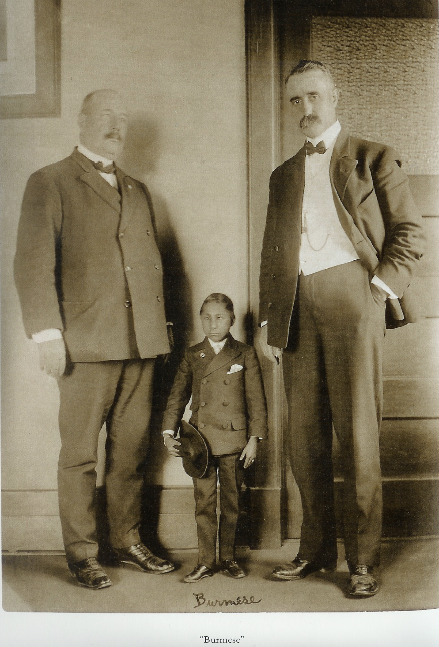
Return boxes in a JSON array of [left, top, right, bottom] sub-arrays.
[[305, 140, 327, 156], [91, 160, 116, 174]]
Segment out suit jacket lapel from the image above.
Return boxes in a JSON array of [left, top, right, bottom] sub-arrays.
[[330, 129, 358, 202], [72, 149, 121, 212], [280, 148, 305, 239], [202, 335, 243, 377], [116, 170, 138, 231]]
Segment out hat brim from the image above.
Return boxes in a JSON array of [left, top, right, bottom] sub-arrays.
[[178, 420, 210, 479]]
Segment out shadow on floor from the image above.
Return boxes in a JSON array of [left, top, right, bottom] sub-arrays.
[[3, 538, 439, 613]]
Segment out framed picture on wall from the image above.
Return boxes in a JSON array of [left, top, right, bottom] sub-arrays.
[[0, 0, 60, 119]]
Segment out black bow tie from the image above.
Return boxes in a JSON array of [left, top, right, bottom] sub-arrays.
[[305, 140, 327, 156], [91, 160, 116, 174]]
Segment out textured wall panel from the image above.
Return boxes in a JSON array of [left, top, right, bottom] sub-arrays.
[[311, 18, 439, 174]]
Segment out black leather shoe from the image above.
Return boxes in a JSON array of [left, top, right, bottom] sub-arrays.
[[183, 564, 215, 583], [272, 556, 337, 581], [348, 565, 379, 597], [115, 543, 175, 574], [68, 557, 113, 589], [220, 559, 246, 579]]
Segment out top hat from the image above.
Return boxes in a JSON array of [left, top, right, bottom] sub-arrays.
[[178, 420, 209, 479]]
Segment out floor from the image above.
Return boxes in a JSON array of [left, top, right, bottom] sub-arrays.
[[3, 538, 439, 614]]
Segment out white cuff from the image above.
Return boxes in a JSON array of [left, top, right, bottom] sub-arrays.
[[259, 321, 268, 327], [32, 329, 63, 343], [371, 276, 398, 300]]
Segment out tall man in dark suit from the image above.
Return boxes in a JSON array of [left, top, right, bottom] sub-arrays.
[[257, 61, 424, 597], [14, 89, 175, 589]]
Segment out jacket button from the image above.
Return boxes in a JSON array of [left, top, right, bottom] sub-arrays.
[[156, 296, 161, 302], [154, 264, 160, 270], [201, 379, 207, 385], [125, 266, 132, 272], [222, 423, 228, 429], [199, 423, 205, 429], [271, 273, 276, 279], [268, 302, 272, 308], [146, 230, 151, 236], [200, 401, 206, 407], [223, 401, 229, 406], [124, 300, 132, 308], [119, 232, 124, 238], [224, 379, 230, 385], [274, 245, 279, 251]]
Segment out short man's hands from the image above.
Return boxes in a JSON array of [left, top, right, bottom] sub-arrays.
[[164, 434, 181, 457], [240, 436, 258, 469], [37, 338, 67, 378], [255, 324, 282, 364]]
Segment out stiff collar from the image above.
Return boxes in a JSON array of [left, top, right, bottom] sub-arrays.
[[208, 337, 228, 354], [77, 144, 115, 167], [307, 120, 341, 149]]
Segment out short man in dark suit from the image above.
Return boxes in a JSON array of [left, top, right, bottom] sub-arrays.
[[257, 61, 424, 596], [14, 89, 175, 588], [162, 294, 268, 582]]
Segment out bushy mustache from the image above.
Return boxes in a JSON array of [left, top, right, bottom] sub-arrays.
[[300, 114, 320, 129]]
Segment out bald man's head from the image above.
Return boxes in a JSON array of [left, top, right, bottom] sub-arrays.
[[78, 89, 128, 160]]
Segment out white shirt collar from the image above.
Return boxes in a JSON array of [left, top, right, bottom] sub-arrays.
[[307, 120, 341, 149], [77, 144, 114, 167], [208, 337, 228, 354]]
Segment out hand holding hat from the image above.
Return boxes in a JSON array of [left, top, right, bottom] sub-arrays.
[[176, 420, 210, 479]]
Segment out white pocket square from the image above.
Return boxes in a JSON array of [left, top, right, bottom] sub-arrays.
[[227, 364, 243, 374]]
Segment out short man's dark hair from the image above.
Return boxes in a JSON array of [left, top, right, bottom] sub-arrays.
[[285, 60, 336, 87], [200, 293, 235, 317]]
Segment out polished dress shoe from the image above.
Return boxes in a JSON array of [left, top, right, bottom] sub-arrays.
[[114, 543, 175, 574], [272, 556, 337, 581], [68, 557, 113, 589], [220, 559, 246, 579], [348, 565, 379, 597], [183, 564, 215, 583]]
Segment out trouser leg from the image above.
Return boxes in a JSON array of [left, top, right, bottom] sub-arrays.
[[106, 358, 155, 549], [315, 261, 384, 567], [283, 279, 337, 564], [193, 460, 218, 568], [57, 362, 120, 563], [218, 453, 244, 562]]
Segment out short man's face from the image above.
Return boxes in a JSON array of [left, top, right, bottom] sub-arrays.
[[200, 302, 234, 343], [286, 69, 338, 139], [78, 91, 128, 159]]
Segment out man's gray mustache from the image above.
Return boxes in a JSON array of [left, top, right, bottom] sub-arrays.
[[300, 115, 320, 128]]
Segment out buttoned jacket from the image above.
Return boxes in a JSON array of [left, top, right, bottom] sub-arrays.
[[259, 129, 425, 348], [14, 149, 170, 361], [162, 334, 268, 456]]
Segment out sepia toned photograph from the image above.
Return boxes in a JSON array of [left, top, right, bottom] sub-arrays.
[[1, 1, 438, 645]]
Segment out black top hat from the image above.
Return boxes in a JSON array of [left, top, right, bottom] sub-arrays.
[[178, 420, 209, 479]]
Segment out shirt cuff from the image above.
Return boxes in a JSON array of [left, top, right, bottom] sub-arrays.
[[371, 276, 398, 300], [259, 321, 268, 327], [32, 329, 63, 343]]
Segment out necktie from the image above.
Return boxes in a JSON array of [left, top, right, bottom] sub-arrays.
[[305, 140, 327, 156], [91, 160, 116, 174]]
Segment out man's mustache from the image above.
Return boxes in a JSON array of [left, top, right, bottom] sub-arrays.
[[105, 132, 122, 140], [300, 114, 320, 129]]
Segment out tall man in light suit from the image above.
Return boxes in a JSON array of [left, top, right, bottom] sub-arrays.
[[258, 61, 424, 597], [14, 89, 175, 589]]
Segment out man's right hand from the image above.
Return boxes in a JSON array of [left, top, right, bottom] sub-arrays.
[[37, 338, 67, 378], [255, 324, 282, 364]]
